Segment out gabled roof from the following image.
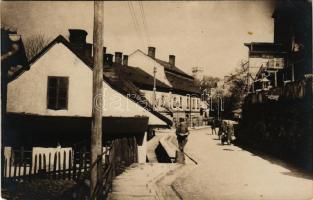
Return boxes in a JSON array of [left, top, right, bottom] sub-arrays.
[[153, 57, 194, 79], [123, 65, 171, 91], [131, 49, 200, 95], [165, 72, 200, 95], [10, 35, 172, 127]]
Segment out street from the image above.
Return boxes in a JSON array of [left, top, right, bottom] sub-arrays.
[[171, 127, 313, 200]]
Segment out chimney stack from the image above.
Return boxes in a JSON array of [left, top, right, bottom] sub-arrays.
[[115, 52, 123, 64], [123, 55, 128, 66], [69, 29, 87, 46], [148, 47, 156, 58], [104, 53, 113, 66], [169, 55, 175, 67]]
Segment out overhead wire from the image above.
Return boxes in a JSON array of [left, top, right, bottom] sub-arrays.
[[138, 1, 150, 46], [127, 1, 145, 48]]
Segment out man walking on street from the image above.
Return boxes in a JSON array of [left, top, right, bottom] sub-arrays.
[[176, 118, 190, 164], [176, 118, 190, 152]]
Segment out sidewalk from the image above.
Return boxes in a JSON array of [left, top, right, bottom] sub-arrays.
[[107, 163, 181, 200], [171, 128, 313, 200]]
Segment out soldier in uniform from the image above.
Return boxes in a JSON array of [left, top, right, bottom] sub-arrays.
[[176, 118, 190, 152]]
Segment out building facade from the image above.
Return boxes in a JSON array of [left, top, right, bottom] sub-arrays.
[[128, 47, 207, 126]]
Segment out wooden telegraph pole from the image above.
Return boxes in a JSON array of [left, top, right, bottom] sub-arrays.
[[91, 0, 104, 197]]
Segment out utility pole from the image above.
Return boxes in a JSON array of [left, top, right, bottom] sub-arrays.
[[91, 1, 104, 197], [153, 65, 157, 109]]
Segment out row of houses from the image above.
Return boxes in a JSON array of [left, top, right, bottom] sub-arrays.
[[1, 28, 207, 163]]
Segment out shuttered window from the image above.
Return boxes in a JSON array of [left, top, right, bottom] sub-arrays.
[[47, 76, 69, 110]]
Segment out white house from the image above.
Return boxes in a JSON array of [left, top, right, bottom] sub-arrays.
[[6, 30, 171, 163]]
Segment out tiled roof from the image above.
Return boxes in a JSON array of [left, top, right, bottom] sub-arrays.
[[122, 65, 171, 91], [135, 50, 200, 94], [165, 71, 201, 95], [153, 57, 194, 79]]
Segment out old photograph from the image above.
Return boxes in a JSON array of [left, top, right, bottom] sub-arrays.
[[1, 0, 312, 199]]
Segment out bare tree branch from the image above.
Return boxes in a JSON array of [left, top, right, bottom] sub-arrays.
[[24, 34, 50, 60]]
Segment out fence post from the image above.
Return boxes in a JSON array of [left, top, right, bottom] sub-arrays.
[[68, 150, 72, 180], [73, 151, 77, 180], [34, 155, 37, 177], [77, 150, 83, 179], [63, 151, 66, 179], [38, 154, 42, 178], [23, 161, 26, 178], [58, 152, 61, 179], [53, 152, 57, 179], [3, 158, 7, 185], [48, 153, 51, 173], [4, 158, 7, 179], [28, 157, 32, 179]]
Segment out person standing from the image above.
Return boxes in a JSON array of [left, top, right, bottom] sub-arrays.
[[176, 118, 190, 152], [211, 118, 217, 135], [227, 122, 234, 145]]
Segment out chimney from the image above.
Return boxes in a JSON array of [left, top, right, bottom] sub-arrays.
[[123, 55, 128, 66], [104, 53, 113, 66], [115, 52, 123, 64], [69, 29, 87, 46], [169, 55, 175, 67], [148, 47, 156, 58]]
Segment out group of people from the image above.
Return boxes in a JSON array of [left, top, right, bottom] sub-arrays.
[[211, 119, 234, 145]]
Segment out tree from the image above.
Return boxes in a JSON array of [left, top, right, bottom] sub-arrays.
[[24, 34, 50, 60], [222, 60, 249, 118], [195, 75, 220, 92]]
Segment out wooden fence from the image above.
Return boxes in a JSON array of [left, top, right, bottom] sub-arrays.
[[2, 136, 138, 199]]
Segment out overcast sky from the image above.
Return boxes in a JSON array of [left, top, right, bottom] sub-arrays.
[[1, 1, 276, 78]]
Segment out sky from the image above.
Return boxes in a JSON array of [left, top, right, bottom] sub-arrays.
[[1, 1, 276, 78]]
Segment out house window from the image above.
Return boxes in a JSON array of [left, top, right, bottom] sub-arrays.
[[47, 76, 69, 110], [179, 96, 183, 109], [173, 96, 177, 108], [186, 96, 190, 109], [196, 99, 200, 110]]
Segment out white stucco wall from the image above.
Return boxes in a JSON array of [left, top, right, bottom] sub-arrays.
[[7, 43, 166, 126], [141, 89, 201, 112], [128, 50, 172, 87]]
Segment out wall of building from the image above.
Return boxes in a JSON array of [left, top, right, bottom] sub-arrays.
[[7, 43, 166, 126], [141, 89, 201, 112]]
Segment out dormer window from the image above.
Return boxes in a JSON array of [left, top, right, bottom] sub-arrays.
[[47, 76, 69, 110]]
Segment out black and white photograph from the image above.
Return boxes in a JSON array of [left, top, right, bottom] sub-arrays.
[[1, 0, 312, 199]]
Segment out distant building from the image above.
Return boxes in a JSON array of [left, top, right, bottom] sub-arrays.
[[128, 47, 208, 126], [192, 67, 204, 81]]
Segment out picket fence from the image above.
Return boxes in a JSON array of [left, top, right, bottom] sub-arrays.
[[1, 137, 138, 199]]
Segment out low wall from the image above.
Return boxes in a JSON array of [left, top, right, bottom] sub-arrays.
[[238, 79, 313, 170]]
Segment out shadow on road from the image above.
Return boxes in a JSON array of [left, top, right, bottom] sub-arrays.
[[232, 140, 313, 181]]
